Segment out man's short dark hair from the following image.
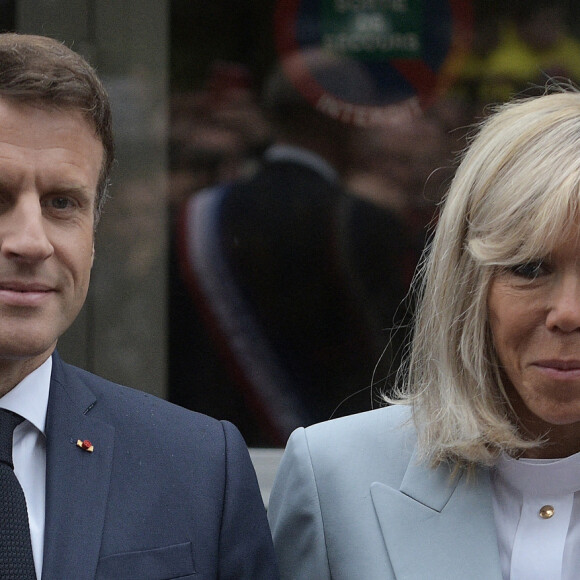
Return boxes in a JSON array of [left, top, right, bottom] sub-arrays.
[[0, 33, 114, 224]]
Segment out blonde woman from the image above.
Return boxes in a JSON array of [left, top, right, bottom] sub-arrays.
[[268, 88, 580, 579]]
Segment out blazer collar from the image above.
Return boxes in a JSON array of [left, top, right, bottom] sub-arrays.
[[371, 446, 503, 579], [264, 144, 340, 183], [42, 353, 115, 580]]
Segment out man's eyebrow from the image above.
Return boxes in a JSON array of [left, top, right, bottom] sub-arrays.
[[46, 184, 92, 196], [0, 173, 22, 192]]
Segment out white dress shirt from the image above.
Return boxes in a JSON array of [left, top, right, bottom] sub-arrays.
[[492, 451, 580, 580], [0, 356, 51, 580]]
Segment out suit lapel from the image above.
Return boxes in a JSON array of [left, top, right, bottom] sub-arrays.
[[371, 447, 502, 580], [42, 354, 115, 580]]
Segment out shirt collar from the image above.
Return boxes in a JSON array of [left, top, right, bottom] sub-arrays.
[[496, 450, 580, 497], [0, 356, 52, 436], [264, 144, 340, 183]]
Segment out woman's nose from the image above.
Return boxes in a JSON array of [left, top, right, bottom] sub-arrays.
[[546, 273, 580, 333]]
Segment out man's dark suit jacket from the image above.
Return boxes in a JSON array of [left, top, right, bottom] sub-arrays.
[[41, 352, 278, 579], [170, 158, 412, 446]]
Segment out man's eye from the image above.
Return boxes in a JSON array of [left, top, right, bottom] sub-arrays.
[[509, 261, 546, 279], [47, 197, 74, 210]]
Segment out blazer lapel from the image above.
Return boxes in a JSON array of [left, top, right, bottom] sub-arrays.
[[42, 355, 115, 580], [371, 447, 502, 580]]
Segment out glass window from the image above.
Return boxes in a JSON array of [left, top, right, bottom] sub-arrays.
[[14, 0, 580, 447]]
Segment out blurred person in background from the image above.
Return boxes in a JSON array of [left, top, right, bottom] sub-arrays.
[[346, 112, 454, 285], [168, 62, 271, 210], [169, 49, 411, 446], [483, 0, 580, 102]]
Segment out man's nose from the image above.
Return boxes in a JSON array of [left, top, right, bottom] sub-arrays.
[[546, 273, 580, 333], [0, 196, 54, 262]]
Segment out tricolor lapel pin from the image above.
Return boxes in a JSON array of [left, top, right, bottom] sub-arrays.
[[76, 439, 94, 453]]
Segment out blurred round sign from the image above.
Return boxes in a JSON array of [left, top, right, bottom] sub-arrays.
[[274, 0, 472, 126]]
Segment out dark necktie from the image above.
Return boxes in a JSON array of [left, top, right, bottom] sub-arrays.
[[0, 409, 37, 579]]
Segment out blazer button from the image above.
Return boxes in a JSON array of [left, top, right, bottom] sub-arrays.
[[539, 505, 555, 519]]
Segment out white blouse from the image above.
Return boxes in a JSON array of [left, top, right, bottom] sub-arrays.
[[492, 451, 580, 580]]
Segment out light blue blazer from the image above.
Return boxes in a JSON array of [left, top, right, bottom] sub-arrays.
[[268, 405, 503, 579]]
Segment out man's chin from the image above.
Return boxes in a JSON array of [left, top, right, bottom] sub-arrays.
[[0, 341, 57, 363]]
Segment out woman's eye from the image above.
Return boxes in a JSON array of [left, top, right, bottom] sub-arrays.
[[509, 261, 546, 279]]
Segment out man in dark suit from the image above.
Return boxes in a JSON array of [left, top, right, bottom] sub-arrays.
[[0, 33, 277, 579], [170, 50, 411, 446]]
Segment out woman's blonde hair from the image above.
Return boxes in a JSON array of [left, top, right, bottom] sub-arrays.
[[394, 87, 580, 466]]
